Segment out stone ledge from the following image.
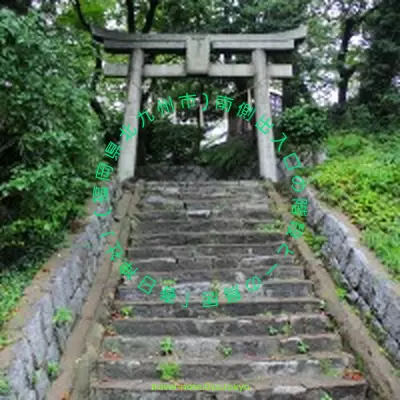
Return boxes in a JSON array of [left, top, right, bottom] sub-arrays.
[[0, 180, 120, 400]]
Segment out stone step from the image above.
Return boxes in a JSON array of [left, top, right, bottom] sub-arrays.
[[132, 255, 296, 273], [129, 264, 304, 280], [109, 313, 329, 336], [138, 199, 270, 212], [113, 298, 321, 319], [127, 243, 283, 259], [143, 180, 262, 188], [136, 218, 276, 234], [137, 207, 276, 221], [101, 333, 342, 359], [95, 352, 353, 381], [141, 191, 267, 203], [133, 231, 285, 247], [117, 279, 313, 302], [90, 377, 367, 400], [144, 183, 265, 195]]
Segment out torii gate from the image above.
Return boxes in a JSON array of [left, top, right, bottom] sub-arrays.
[[93, 26, 307, 182]]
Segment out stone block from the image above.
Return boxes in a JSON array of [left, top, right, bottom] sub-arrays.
[[344, 249, 368, 289], [383, 297, 400, 339], [384, 335, 399, 360], [35, 294, 54, 345], [34, 369, 50, 400], [7, 358, 29, 398], [64, 256, 84, 293], [358, 267, 378, 306], [50, 267, 73, 310], [23, 313, 47, 368], [372, 279, 392, 321], [306, 193, 326, 228], [46, 339, 60, 364], [54, 324, 71, 353], [11, 339, 34, 382], [70, 287, 84, 317]]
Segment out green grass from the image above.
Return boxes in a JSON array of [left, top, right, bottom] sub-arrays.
[[303, 131, 400, 279], [0, 263, 43, 339]]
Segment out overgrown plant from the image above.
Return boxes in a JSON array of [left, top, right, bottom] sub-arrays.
[[120, 306, 133, 318], [0, 371, 9, 395], [52, 308, 73, 327], [218, 345, 233, 357], [47, 362, 60, 381], [296, 339, 310, 354], [157, 362, 181, 382], [268, 326, 279, 336], [160, 337, 174, 356]]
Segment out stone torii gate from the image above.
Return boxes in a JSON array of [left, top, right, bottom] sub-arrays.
[[93, 26, 307, 182]]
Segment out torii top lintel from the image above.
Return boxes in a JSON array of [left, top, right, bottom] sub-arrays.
[[92, 25, 307, 54]]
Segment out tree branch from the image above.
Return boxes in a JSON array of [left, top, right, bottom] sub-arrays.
[[126, 0, 135, 33], [142, 0, 159, 33], [73, 0, 107, 127]]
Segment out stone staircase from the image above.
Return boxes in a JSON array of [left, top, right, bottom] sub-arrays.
[[90, 180, 368, 399]]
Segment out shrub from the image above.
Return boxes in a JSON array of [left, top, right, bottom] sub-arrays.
[[0, 9, 102, 267], [146, 120, 204, 164], [304, 132, 400, 278], [276, 104, 329, 152]]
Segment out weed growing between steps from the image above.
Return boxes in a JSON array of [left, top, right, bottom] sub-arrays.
[[90, 113, 314, 311]]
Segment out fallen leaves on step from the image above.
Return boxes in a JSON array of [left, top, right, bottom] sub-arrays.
[[102, 351, 122, 360], [343, 368, 363, 381]]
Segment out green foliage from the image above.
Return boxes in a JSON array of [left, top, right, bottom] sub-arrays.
[[336, 288, 347, 302], [160, 337, 174, 356], [320, 393, 333, 400], [157, 362, 181, 382], [47, 362, 60, 381], [120, 306, 133, 318], [305, 132, 400, 278], [0, 371, 10, 395], [296, 339, 310, 354], [281, 322, 292, 335], [52, 308, 73, 327], [257, 220, 284, 233], [319, 359, 340, 377], [146, 120, 204, 164], [200, 137, 258, 175], [0, 9, 101, 267], [0, 9, 102, 333], [276, 104, 329, 152], [0, 262, 43, 331], [218, 345, 233, 357], [268, 326, 279, 336]]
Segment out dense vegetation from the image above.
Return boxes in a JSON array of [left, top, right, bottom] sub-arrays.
[[0, 0, 399, 335], [304, 132, 400, 278]]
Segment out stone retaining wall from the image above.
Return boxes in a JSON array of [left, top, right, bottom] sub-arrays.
[[303, 187, 400, 368], [277, 157, 400, 368], [0, 181, 121, 400]]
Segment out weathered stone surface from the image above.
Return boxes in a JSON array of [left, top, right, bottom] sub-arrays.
[[23, 313, 47, 368], [11, 339, 34, 383], [34, 370, 50, 400], [382, 297, 400, 339], [372, 280, 392, 320], [36, 294, 54, 345], [344, 249, 368, 289], [7, 358, 28, 397]]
